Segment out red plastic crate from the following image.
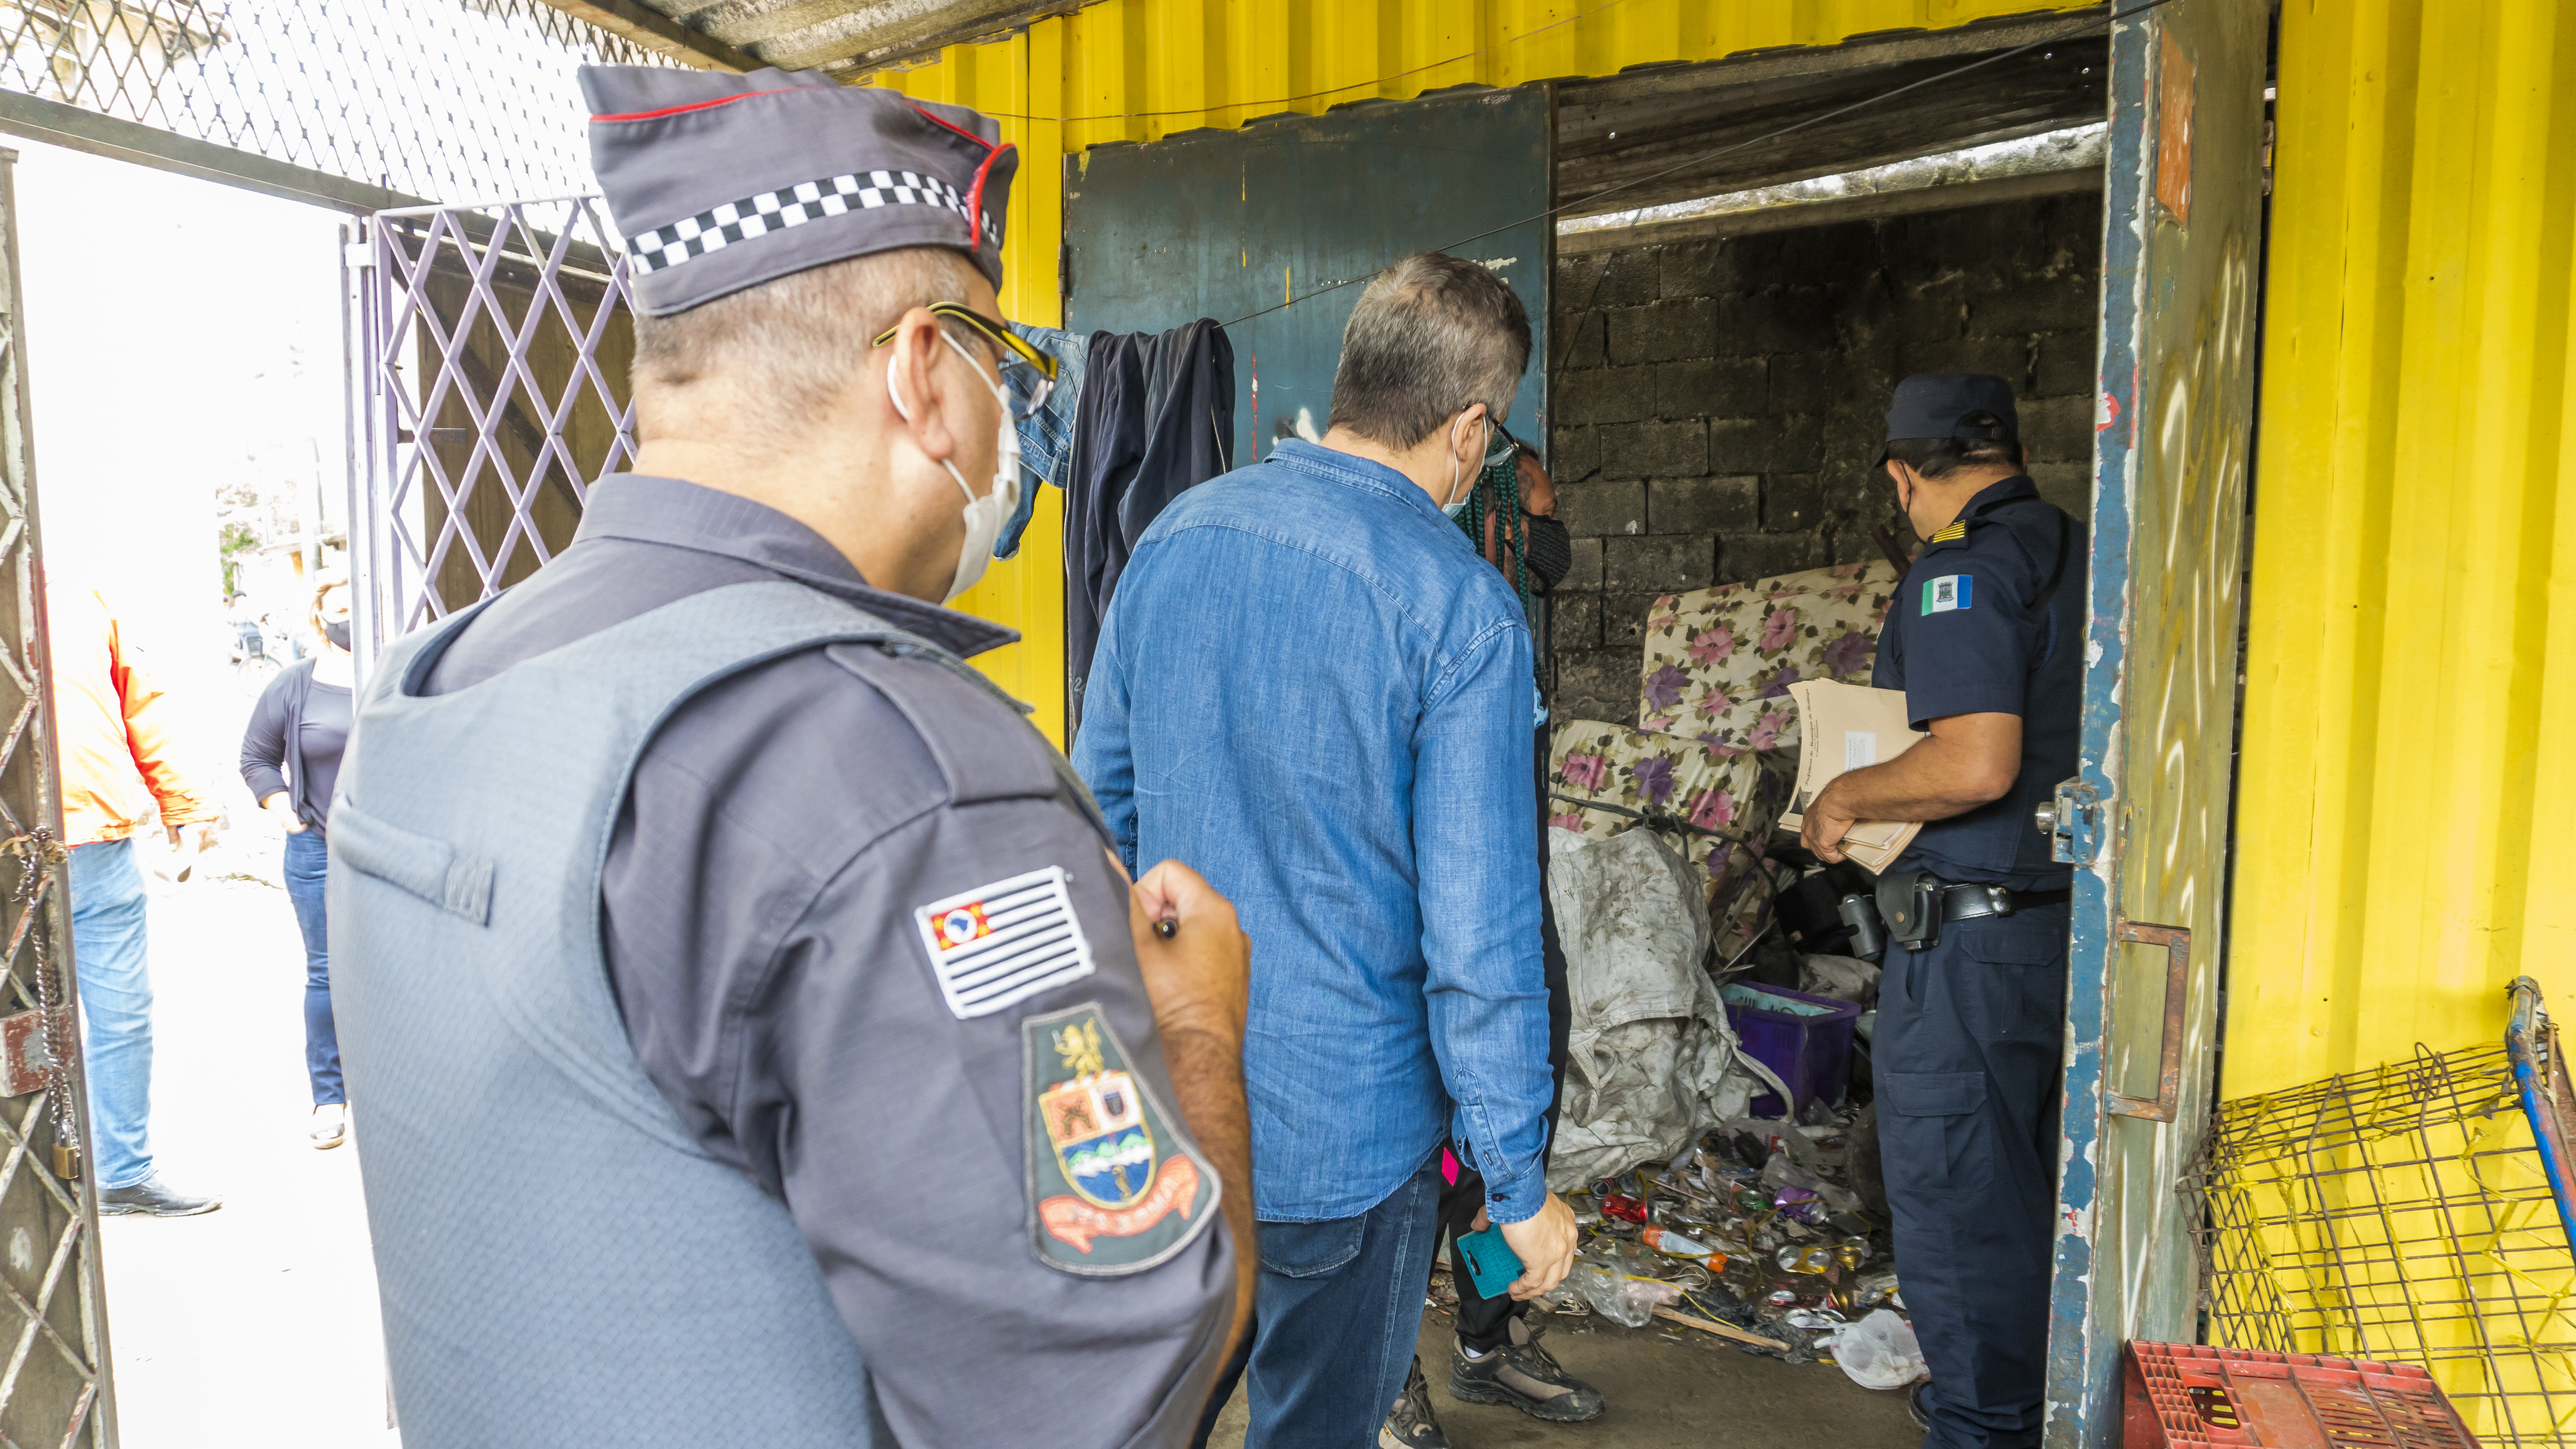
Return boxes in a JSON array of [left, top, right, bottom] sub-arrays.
[[2123, 1342, 2481, 1449]]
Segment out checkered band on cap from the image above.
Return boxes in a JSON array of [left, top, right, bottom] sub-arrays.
[[626, 169, 1003, 276]]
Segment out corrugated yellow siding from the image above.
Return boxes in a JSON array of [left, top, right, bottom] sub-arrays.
[[879, 0, 2089, 745], [2230, 0, 2576, 1093]]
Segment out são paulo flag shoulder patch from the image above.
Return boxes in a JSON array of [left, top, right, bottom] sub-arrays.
[[913, 867, 1095, 1019]]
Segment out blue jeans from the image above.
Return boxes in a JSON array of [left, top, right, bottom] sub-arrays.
[[282, 827, 342, 1105], [67, 838, 153, 1189], [1198, 1157, 1443, 1447]]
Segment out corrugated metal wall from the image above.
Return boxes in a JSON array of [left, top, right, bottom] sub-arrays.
[[872, 0, 2090, 743], [885, 0, 2573, 1098], [2229, 0, 2576, 1094]]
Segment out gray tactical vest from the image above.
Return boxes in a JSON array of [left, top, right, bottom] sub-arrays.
[[328, 580, 973, 1448]]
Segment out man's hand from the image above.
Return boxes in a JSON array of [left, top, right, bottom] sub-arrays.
[[1129, 861, 1248, 1051], [1800, 779, 1859, 863], [259, 791, 305, 835], [1127, 860, 1256, 1357], [1798, 711, 2022, 863], [164, 820, 216, 853], [1496, 1191, 1579, 1300]]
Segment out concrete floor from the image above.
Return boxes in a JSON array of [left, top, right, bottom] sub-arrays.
[[1206, 1304, 1921, 1449], [94, 870, 402, 1447]]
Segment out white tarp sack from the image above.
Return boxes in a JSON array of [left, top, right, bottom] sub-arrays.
[[1546, 828, 1787, 1189]]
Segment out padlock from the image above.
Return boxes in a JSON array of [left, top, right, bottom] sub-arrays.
[[51, 1142, 78, 1180]]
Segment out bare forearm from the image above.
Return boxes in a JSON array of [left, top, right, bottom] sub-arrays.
[[1161, 1025, 1255, 1356], [1825, 740, 2001, 822]]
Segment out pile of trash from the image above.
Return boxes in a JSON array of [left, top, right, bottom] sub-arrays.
[[1525, 1113, 1924, 1392]]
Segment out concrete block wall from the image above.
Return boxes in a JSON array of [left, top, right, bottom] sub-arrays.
[[1543, 190, 2104, 727]]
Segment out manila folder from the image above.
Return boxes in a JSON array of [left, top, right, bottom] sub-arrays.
[[1777, 679, 1928, 873]]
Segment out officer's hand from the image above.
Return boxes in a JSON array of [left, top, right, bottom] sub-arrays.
[[1129, 860, 1249, 1052], [1801, 782, 1858, 864], [1497, 1192, 1579, 1300]]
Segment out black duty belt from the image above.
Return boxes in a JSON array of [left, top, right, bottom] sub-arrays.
[[1875, 869, 2071, 952], [1937, 882, 2072, 924]]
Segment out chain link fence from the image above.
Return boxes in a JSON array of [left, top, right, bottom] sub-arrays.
[[0, 0, 676, 200]]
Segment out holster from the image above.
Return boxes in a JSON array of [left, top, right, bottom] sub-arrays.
[[1874, 867, 1943, 953]]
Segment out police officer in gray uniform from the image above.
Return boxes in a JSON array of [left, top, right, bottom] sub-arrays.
[[1800, 374, 2081, 1449], [330, 67, 1252, 1449]]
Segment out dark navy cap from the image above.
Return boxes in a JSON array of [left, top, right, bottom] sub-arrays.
[[1877, 373, 2020, 463], [582, 67, 1017, 317]]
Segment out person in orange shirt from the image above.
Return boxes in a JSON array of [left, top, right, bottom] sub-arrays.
[[48, 584, 220, 1216]]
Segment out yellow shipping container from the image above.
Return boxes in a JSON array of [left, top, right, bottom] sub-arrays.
[[2232, 0, 2576, 1093], [870, 0, 2096, 744]]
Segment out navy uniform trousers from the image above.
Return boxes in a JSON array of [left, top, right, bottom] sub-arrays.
[[1872, 901, 2069, 1449]]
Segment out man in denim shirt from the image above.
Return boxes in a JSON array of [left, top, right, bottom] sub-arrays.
[[1076, 253, 1577, 1445]]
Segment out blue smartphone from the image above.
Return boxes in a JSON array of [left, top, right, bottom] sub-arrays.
[[1454, 1225, 1524, 1299]]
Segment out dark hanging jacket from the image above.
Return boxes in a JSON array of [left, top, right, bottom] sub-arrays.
[[1064, 320, 1235, 733]]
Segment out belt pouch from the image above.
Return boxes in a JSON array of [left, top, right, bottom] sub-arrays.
[[1876, 868, 1941, 952]]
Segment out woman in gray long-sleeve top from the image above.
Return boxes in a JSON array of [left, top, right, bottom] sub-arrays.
[[239, 574, 354, 1149]]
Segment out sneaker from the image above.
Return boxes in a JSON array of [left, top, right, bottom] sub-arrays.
[[310, 1103, 348, 1150], [95, 1175, 221, 1217], [1378, 1355, 1450, 1449], [1447, 1321, 1605, 1424], [1909, 1381, 1934, 1432]]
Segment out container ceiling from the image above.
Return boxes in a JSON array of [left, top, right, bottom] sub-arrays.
[[1556, 9, 2111, 219], [576, 0, 2110, 159], [614, 0, 1076, 76]]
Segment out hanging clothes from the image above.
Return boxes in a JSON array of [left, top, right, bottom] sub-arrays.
[[1064, 319, 1236, 731], [997, 321, 1090, 560]]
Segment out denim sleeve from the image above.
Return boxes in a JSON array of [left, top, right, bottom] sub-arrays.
[[1070, 612, 1142, 877], [1414, 618, 1554, 1224]]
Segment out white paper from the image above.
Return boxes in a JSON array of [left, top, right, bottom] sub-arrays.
[[1843, 730, 1876, 771]]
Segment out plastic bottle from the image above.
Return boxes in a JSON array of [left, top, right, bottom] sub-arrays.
[[1640, 1226, 1723, 1265], [1565, 1256, 1679, 1328]]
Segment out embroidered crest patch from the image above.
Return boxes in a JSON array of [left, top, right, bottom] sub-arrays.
[[1922, 574, 1972, 614], [913, 867, 1095, 1019], [1024, 1003, 1218, 1275]]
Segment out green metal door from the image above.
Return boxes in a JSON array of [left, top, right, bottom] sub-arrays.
[[2045, 1, 2269, 1443]]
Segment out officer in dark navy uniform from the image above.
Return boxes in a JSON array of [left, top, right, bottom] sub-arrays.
[[1800, 373, 2082, 1449]]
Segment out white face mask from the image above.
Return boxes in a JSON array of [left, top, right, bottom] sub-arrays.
[[888, 331, 1022, 603], [1442, 415, 1490, 519]]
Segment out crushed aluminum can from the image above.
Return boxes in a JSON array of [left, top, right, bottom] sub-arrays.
[[1599, 1194, 1649, 1224]]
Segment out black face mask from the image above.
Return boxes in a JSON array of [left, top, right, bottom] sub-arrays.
[[322, 619, 352, 652], [1522, 515, 1573, 594]]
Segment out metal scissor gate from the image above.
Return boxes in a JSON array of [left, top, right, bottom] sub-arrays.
[[0, 151, 114, 1449], [347, 196, 638, 664]]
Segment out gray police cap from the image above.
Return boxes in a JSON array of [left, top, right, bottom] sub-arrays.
[[582, 67, 1016, 317]]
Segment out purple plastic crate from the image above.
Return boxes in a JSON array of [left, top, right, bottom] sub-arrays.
[[1721, 982, 1862, 1117]]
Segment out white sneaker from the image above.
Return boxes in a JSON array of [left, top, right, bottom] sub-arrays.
[[309, 1103, 348, 1150]]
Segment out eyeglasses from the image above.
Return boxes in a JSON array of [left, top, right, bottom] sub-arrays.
[[872, 302, 1058, 421]]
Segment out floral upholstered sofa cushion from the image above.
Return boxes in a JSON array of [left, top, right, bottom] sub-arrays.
[[1634, 561, 1904, 753], [1546, 720, 1790, 958]]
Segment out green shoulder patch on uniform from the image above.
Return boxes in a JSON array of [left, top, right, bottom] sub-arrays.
[[1023, 1003, 1218, 1276]]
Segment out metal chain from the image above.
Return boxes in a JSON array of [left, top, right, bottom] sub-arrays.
[[8, 830, 77, 1178]]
